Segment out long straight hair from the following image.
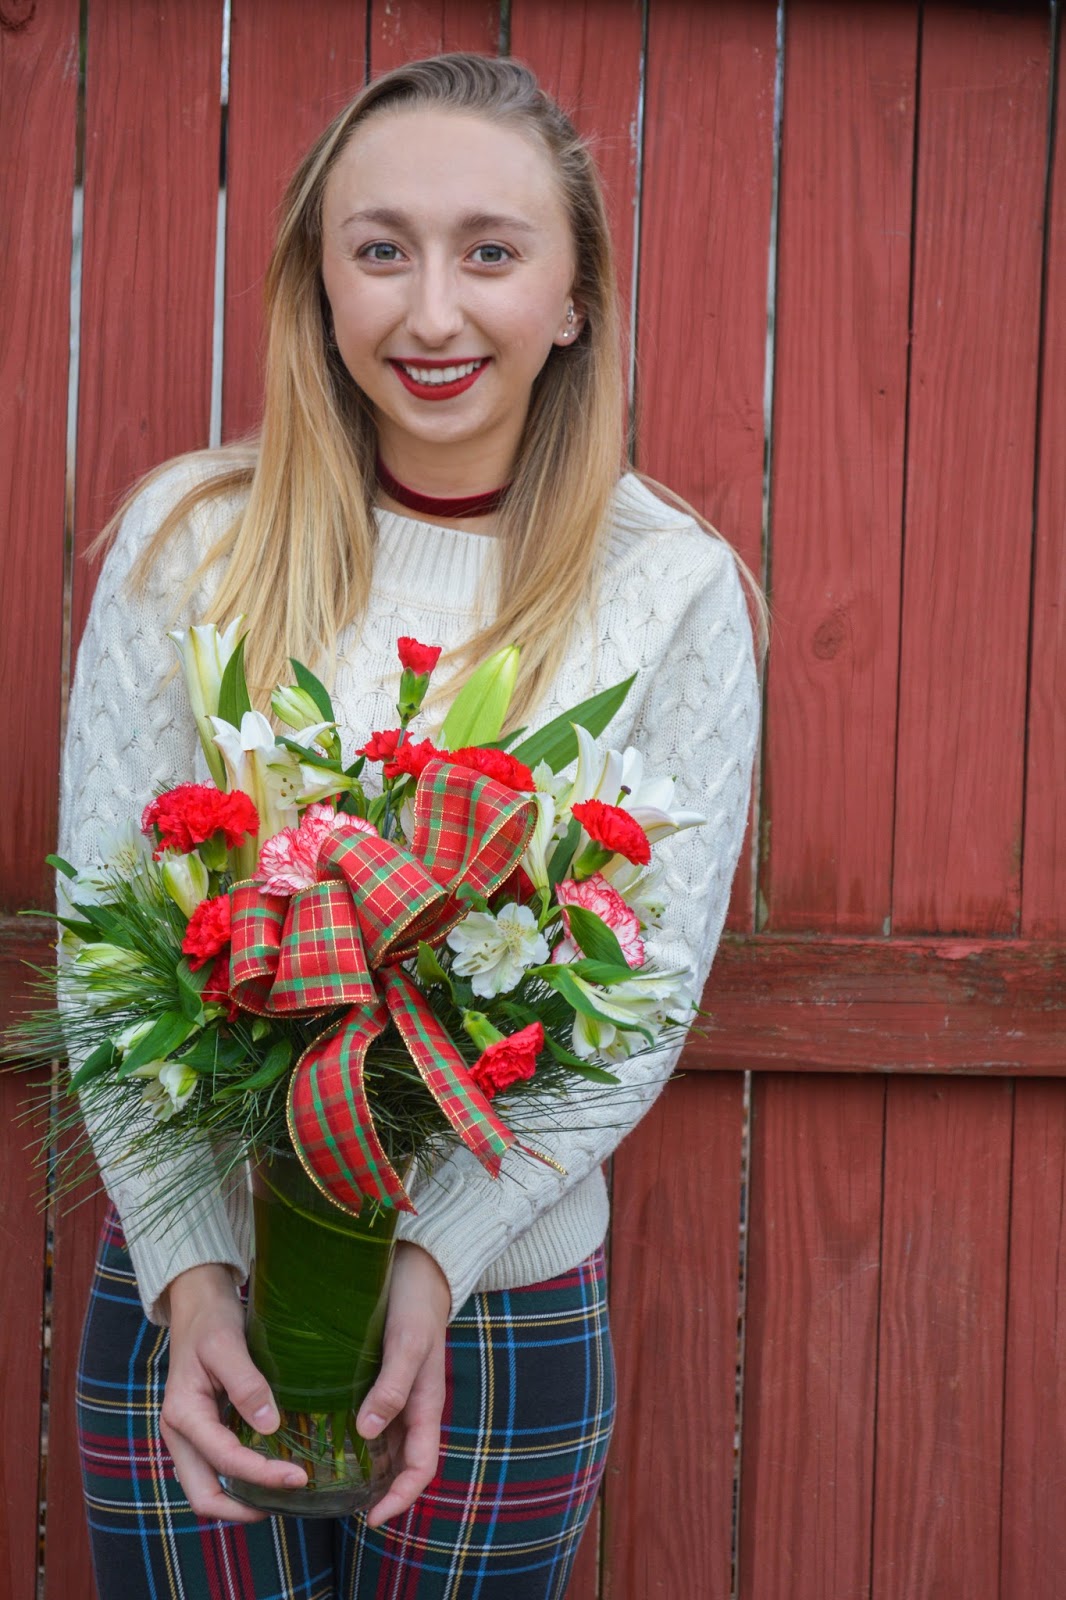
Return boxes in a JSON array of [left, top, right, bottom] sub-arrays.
[[124, 53, 628, 720]]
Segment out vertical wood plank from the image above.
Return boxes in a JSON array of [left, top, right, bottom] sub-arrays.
[[1001, 1081, 1066, 1598], [760, 2, 916, 934], [510, 0, 642, 377], [636, 0, 775, 933], [871, 1078, 1012, 1598], [892, 5, 1048, 935], [0, 0, 79, 911], [0, 1073, 49, 1600], [1023, 20, 1066, 938], [738, 1074, 884, 1600], [604, 1072, 744, 1600], [368, 0, 498, 75], [223, 1, 368, 442], [71, 0, 223, 649]]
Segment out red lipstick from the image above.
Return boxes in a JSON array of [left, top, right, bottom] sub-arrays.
[[389, 358, 489, 402]]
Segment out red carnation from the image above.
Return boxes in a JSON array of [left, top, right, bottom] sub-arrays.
[[449, 746, 536, 792], [142, 784, 259, 858], [385, 737, 439, 782], [471, 1022, 544, 1099], [571, 799, 651, 865], [202, 952, 239, 1021], [397, 636, 442, 676], [358, 728, 402, 764], [182, 893, 233, 971]]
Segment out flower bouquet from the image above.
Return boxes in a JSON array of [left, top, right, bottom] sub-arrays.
[[10, 625, 703, 1515]]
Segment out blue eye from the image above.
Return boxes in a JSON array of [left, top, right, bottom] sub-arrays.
[[470, 244, 511, 265], [361, 242, 403, 263]]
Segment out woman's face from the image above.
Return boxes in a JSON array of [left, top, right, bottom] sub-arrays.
[[320, 107, 582, 487]]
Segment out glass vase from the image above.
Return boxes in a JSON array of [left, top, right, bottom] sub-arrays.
[[220, 1148, 398, 1518]]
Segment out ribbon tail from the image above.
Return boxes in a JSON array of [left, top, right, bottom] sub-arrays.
[[287, 1004, 414, 1213], [381, 968, 514, 1178]]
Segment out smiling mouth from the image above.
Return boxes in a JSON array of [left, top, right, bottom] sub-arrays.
[[389, 358, 490, 400]]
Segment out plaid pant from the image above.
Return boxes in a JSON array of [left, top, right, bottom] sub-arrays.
[[77, 1209, 614, 1599]]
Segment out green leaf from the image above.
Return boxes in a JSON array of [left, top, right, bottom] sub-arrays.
[[46, 853, 78, 880], [71, 902, 141, 951], [344, 756, 366, 779], [69, 1038, 119, 1092], [217, 1037, 292, 1097], [547, 817, 581, 890], [217, 636, 252, 727], [532, 957, 634, 986], [439, 646, 520, 749], [290, 658, 335, 722], [455, 883, 489, 913], [509, 675, 637, 771], [176, 958, 211, 1021], [538, 965, 623, 1025], [117, 1011, 196, 1077], [53, 913, 98, 941], [542, 1031, 620, 1085], [416, 941, 453, 993], [275, 733, 345, 772], [564, 904, 629, 968]]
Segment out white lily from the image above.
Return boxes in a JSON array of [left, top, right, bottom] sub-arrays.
[[566, 725, 706, 843], [160, 850, 210, 917], [169, 619, 244, 787], [210, 711, 302, 847], [520, 791, 557, 891], [132, 1058, 198, 1120], [565, 966, 695, 1058]]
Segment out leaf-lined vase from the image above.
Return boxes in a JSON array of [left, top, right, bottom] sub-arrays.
[[220, 1147, 398, 1518]]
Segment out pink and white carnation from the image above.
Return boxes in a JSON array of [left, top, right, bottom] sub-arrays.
[[257, 804, 378, 896], [552, 873, 645, 969]]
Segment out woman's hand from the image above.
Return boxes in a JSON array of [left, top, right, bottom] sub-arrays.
[[356, 1241, 450, 1528], [161, 1263, 307, 1523]]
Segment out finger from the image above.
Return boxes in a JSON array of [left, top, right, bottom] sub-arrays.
[[166, 1397, 309, 1492], [164, 1425, 272, 1524], [365, 1370, 443, 1527], [356, 1350, 420, 1439], [198, 1326, 280, 1434]]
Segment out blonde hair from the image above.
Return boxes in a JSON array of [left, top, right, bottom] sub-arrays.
[[120, 53, 764, 718], [118, 55, 619, 718]]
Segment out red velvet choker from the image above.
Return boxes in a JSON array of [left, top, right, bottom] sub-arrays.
[[376, 456, 511, 520]]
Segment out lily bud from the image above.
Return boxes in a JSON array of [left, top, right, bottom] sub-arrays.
[[461, 1009, 505, 1053], [272, 686, 342, 759], [160, 850, 210, 918], [168, 619, 244, 788]]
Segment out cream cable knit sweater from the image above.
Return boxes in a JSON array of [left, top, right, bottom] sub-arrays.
[[59, 460, 759, 1324]]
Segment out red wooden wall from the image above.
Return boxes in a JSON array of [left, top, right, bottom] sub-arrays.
[[2, 2, 1064, 1596]]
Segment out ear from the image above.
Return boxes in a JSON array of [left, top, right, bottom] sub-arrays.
[[553, 297, 587, 347]]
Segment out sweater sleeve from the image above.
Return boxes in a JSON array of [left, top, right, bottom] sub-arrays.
[[58, 466, 252, 1324], [395, 536, 760, 1314]]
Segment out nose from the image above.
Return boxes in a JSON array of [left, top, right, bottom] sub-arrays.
[[404, 255, 465, 348]]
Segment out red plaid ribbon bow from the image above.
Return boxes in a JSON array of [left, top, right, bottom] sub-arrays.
[[228, 758, 538, 1212]]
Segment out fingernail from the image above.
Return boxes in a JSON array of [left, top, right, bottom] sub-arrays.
[[284, 1469, 305, 1487], [364, 1412, 385, 1429], [253, 1405, 277, 1428]]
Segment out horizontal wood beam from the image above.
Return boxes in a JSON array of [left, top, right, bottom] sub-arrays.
[[692, 934, 1066, 1075], [6, 920, 1065, 1077]]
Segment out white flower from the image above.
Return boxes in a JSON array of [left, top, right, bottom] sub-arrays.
[[210, 711, 302, 844], [520, 791, 557, 891], [133, 1058, 197, 1120], [565, 967, 695, 1058], [169, 619, 244, 788], [446, 903, 549, 998], [566, 725, 706, 842], [160, 850, 210, 917]]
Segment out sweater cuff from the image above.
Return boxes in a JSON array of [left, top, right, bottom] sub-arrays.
[[120, 1179, 253, 1326]]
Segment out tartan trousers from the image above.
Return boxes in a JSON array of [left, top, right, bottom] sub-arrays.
[[77, 1208, 615, 1600]]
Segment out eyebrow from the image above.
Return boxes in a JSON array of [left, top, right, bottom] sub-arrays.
[[339, 207, 537, 235]]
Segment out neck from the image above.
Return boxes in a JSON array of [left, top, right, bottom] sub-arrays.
[[375, 454, 511, 522]]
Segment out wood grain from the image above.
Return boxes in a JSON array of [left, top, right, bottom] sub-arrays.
[[892, 5, 1048, 934], [0, 1, 78, 913], [223, 0, 368, 442], [738, 1074, 884, 1599], [760, 2, 915, 934], [696, 933, 1066, 1075], [604, 1072, 745, 1600], [0, 1070, 49, 1600], [1023, 19, 1066, 939], [71, 0, 223, 651], [635, 0, 776, 933], [1000, 1080, 1066, 1598], [368, 0, 497, 74], [871, 1077, 1012, 1598]]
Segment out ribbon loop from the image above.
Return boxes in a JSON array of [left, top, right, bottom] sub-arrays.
[[228, 760, 538, 1213]]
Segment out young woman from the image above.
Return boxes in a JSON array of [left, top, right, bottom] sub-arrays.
[[64, 52, 761, 1600]]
